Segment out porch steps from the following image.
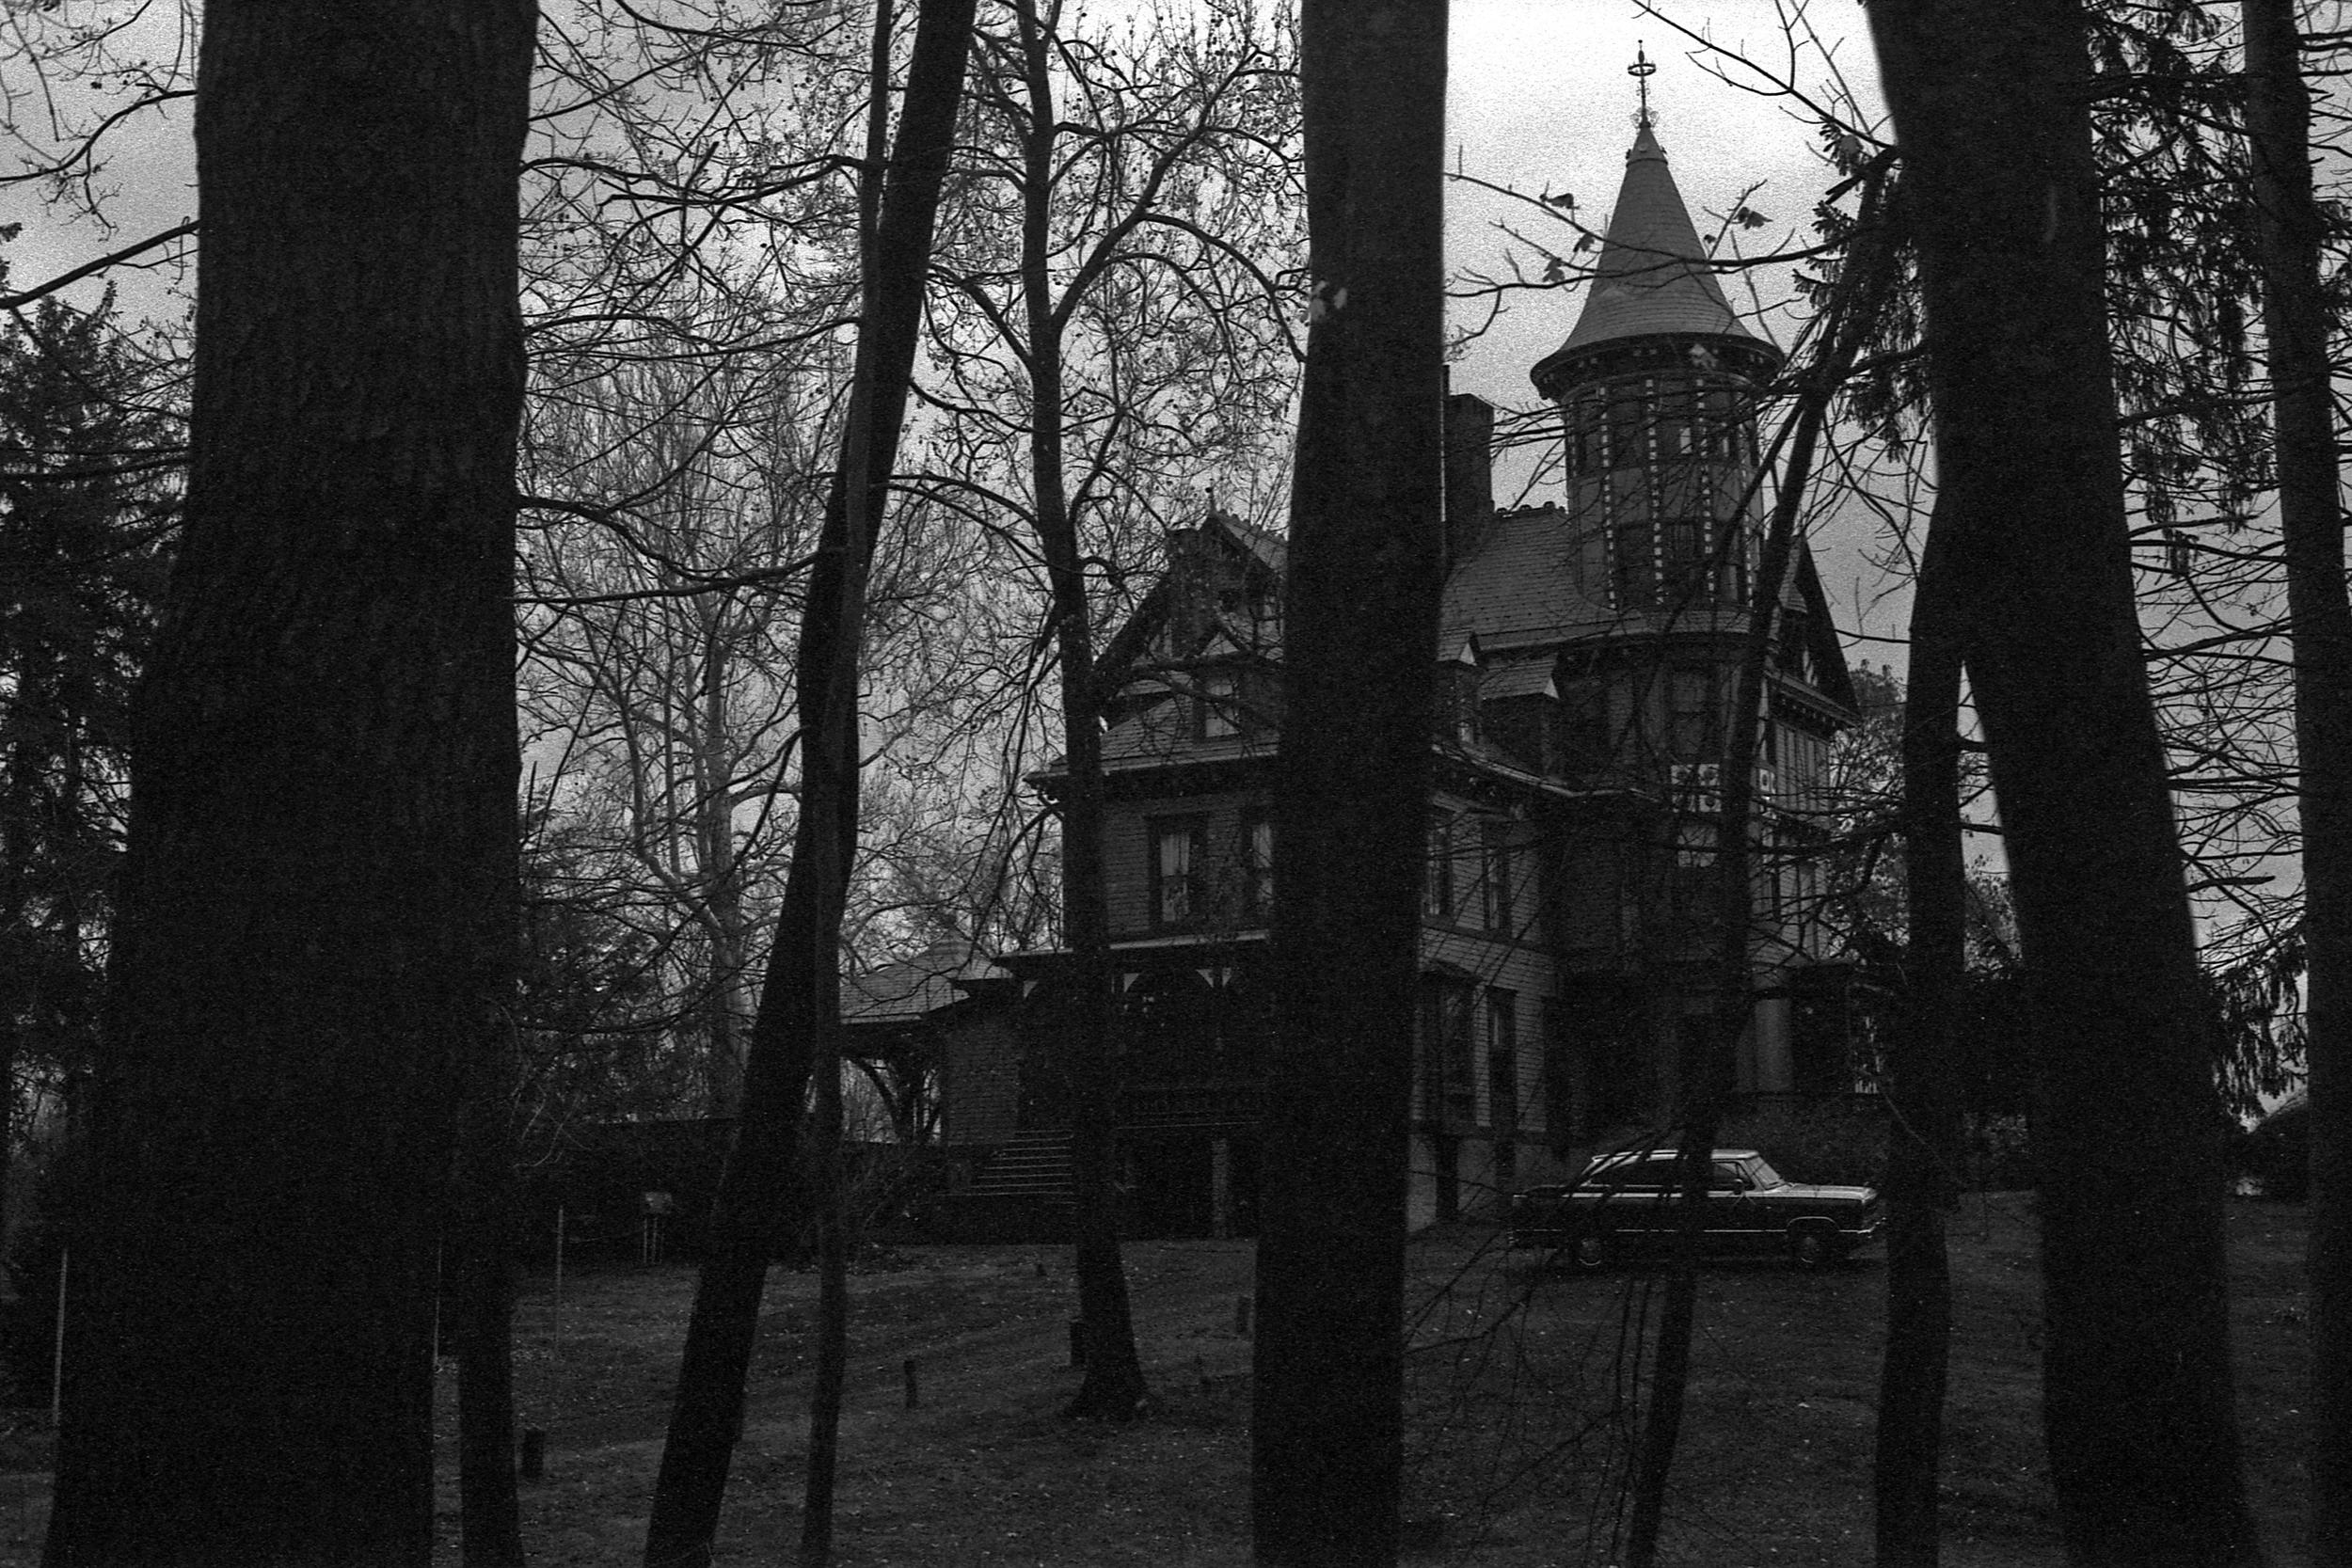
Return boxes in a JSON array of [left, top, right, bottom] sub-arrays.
[[966, 1131, 1074, 1202]]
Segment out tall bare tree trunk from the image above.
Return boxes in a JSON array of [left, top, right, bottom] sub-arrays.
[[1248, 0, 1446, 1559], [1004, 0, 1150, 1424], [1865, 5, 2263, 1561], [797, 7, 900, 1555], [1622, 167, 1896, 1568], [2241, 6, 2352, 1559], [1874, 500, 1967, 1568], [42, 7, 535, 1563], [641, 3, 974, 1560]]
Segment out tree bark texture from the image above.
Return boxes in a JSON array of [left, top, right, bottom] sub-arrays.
[[1864, 4, 2263, 1562], [1248, 0, 1446, 1560], [2241, 4, 2352, 1559], [453, 1022, 525, 1568], [1874, 499, 1967, 1568], [801, 1043, 849, 1566], [641, 3, 974, 1561], [42, 7, 535, 1565], [1005, 0, 1150, 1424]]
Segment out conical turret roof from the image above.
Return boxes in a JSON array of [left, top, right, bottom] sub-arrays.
[[1532, 124, 1769, 391]]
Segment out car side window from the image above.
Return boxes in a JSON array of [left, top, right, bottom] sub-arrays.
[[1709, 1161, 1747, 1192], [1634, 1157, 1681, 1190]]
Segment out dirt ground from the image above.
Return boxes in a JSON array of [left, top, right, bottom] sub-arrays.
[[0, 1196, 2317, 1566]]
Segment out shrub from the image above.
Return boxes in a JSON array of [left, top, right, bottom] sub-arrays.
[[2235, 1099, 2307, 1201], [1720, 1098, 1889, 1187]]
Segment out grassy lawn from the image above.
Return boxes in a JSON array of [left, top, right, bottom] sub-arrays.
[[0, 1196, 2315, 1565]]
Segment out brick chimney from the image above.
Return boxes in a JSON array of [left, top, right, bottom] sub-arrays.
[[1443, 392, 1497, 574]]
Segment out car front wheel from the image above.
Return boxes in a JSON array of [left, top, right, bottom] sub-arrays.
[[1788, 1226, 1836, 1269]]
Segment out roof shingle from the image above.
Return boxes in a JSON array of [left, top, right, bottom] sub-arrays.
[[1536, 126, 1766, 378]]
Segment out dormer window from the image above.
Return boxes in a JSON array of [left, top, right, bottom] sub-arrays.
[[1441, 641, 1481, 744], [1197, 669, 1239, 740]]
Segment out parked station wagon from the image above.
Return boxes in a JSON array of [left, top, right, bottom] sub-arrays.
[[1506, 1147, 1883, 1270]]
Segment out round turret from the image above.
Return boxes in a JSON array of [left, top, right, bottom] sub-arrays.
[[1534, 123, 1778, 616]]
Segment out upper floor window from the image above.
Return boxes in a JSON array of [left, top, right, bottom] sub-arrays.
[[1667, 668, 1722, 761], [1565, 389, 1604, 476], [1780, 724, 1830, 815], [1610, 516, 1656, 613], [1605, 382, 1649, 470], [1423, 811, 1455, 920], [1660, 513, 1722, 609], [1241, 814, 1276, 919], [1482, 825, 1515, 934], [1148, 815, 1207, 928], [1655, 384, 1697, 459]]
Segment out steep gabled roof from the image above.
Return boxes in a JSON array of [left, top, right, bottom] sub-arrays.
[[1532, 125, 1770, 391], [1439, 505, 1614, 651], [1093, 511, 1285, 692], [1219, 514, 1287, 575], [1788, 545, 1858, 713]]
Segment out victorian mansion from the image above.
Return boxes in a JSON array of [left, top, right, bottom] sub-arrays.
[[905, 117, 1860, 1237]]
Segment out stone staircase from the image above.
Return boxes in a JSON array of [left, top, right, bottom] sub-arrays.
[[965, 1131, 1074, 1201], [929, 1132, 1074, 1242]]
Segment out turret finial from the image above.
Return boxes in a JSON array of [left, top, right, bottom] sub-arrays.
[[1629, 42, 1656, 130]]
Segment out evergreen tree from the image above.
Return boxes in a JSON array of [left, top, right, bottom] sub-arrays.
[[0, 293, 174, 1212]]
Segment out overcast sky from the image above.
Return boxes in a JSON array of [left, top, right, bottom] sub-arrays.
[[1444, 0, 1904, 663], [0, 0, 1909, 653]]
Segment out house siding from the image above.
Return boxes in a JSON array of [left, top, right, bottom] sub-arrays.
[[938, 1012, 1020, 1148], [1105, 789, 1270, 942]]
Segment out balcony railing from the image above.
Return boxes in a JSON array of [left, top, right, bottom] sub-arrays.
[[1119, 1077, 1257, 1130]]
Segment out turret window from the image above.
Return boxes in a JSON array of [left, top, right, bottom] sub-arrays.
[[1606, 382, 1649, 469], [1656, 384, 1698, 457], [1699, 384, 1742, 460], [1565, 389, 1604, 476], [1660, 515, 1711, 606]]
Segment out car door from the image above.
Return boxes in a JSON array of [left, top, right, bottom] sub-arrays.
[[1588, 1154, 1670, 1240], [1707, 1159, 1754, 1249]]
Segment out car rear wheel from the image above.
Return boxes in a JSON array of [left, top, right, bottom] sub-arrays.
[[1570, 1234, 1612, 1273], [1788, 1226, 1836, 1269]]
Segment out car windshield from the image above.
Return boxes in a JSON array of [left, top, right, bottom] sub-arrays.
[[1743, 1156, 1788, 1189]]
